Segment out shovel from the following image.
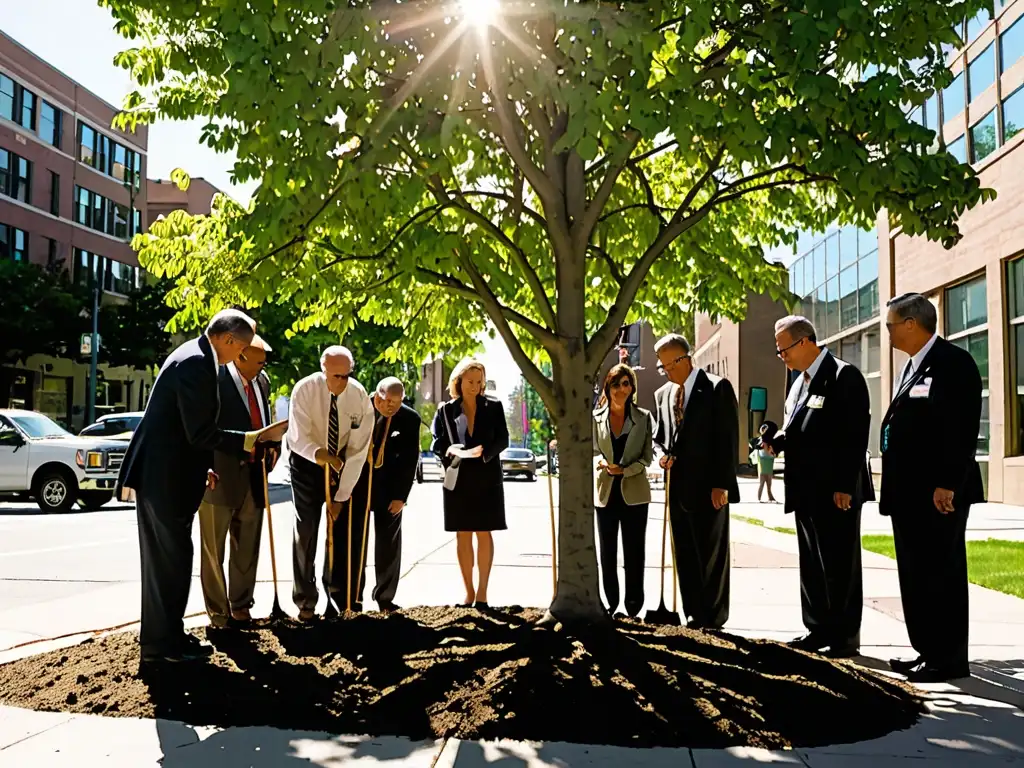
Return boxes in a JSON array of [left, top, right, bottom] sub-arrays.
[[261, 453, 287, 621], [645, 471, 681, 625], [547, 467, 557, 599], [323, 463, 340, 619]]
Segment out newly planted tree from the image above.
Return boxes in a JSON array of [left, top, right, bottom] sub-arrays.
[[105, 0, 993, 622]]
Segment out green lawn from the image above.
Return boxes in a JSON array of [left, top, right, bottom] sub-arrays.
[[862, 535, 1024, 600], [731, 514, 795, 535]]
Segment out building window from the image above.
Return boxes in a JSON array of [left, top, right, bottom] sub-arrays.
[[0, 149, 9, 197], [78, 123, 95, 166], [944, 72, 966, 120], [967, 7, 992, 42], [971, 109, 998, 162], [1009, 257, 1024, 455], [112, 203, 129, 239], [1004, 85, 1024, 143], [0, 224, 28, 262], [73, 248, 93, 286], [923, 95, 939, 132], [14, 157, 30, 203], [46, 238, 58, 268], [96, 135, 109, 176], [968, 44, 996, 101], [0, 75, 14, 121], [1001, 14, 1024, 74], [839, 264, 858, 329], [49, 171, 59, 216], [948, 134, 968, 163], [858, 249, 880, 324], [39, 101, 61, 147], [17, 88, 36, 131], [945, 274, 989, 456], [112, 144, 128, 184], [104, 259, 136, 295], [74, 186, 91, 227]]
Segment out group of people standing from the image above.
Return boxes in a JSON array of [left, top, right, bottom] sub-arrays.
[[118, 291, 983, 685], [591, 292, 983, 685]]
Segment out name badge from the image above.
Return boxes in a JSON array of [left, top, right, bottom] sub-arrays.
[[909, 378, 932, 399], [807, 395, 825, 409]]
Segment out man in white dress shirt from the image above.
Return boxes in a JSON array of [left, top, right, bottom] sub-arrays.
[[287, 346, 375, 619]]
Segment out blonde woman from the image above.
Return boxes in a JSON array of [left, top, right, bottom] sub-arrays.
[[431, 359, 510, 607], [594, 363, 654, 618]]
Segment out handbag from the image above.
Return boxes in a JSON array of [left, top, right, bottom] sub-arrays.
[[441, 406, 461, 491]]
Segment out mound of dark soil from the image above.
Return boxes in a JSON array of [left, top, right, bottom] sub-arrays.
[[0, 606, 922, 749]]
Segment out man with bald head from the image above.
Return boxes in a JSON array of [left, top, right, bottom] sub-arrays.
[[287, 346, 375, 620], [347, 377, 421, 612], [198, 335, 279, 628]]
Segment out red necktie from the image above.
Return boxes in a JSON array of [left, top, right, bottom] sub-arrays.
[[245, 381, 262, 461]]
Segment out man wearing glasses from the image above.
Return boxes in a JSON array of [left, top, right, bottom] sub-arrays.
[[197, 335, 279, 629], [881, 293, 983, 683], [287, 345, 375, 620], [652, 333, 739, 630], [761, 316, 872, 660]]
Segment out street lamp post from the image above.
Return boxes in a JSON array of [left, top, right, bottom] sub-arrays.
[[87, 278, 99, 425]]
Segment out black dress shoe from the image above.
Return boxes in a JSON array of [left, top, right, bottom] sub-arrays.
[[473, 601, 490, 610], [906, 663, 971, 683], [377, 601, 400, 613], [788, 633, 831, 653], [889, 656, 924, 675], [824, 643, 860, 659], [142, 637, 213, 664]]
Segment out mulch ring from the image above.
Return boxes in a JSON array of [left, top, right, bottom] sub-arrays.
[[0, 606, 923, 749]]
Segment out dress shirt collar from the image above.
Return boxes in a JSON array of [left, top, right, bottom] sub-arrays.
[[910, 333, 938, 375], [804, 347, 828, 383], [681, 365, 699, 404]]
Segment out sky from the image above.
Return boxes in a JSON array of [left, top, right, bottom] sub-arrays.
[[2, 0, 257, 203]]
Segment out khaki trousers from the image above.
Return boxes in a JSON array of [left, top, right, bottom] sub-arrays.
[[198, 489, 263, 625]]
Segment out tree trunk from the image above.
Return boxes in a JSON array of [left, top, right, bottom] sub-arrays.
[[544, 354, 607, 624]]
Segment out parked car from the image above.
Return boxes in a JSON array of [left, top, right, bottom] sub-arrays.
[[417, 451, 443, 483], [500, 448, 538, 481], [79, 411, 144, 440], [0, 409, 127, 513]]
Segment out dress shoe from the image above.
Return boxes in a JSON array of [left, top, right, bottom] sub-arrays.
[[142, 636, 213, 664], [889, 656, 924, 675], [230, 608, 252, 623], [474, 601, 491, 610], [906, 663, 971, 683], [377, 601, 400, 613], [208, 614, 229, 629], [788, 633, 831, 653], [824, 643, 860, 659]]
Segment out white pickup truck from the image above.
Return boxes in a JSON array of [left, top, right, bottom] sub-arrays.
[[0, 409, 128, 513]]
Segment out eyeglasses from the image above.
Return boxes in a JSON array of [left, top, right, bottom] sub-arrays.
[[885, 319, 911, 330], [775, 337, 805, 358], [656, 354, 690, 375]]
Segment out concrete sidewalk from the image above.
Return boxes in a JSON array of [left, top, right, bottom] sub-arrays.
[[0, 477, 1022, 766]]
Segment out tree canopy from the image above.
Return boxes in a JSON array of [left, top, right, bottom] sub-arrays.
[[104, 0, 995, 621], [0, 260, 87, 367]]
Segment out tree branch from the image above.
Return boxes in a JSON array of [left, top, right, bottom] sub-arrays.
[[587, 243, 625, 286], [453, 248, 557, 411], [314, 202, 446, 271], [449, 190, 548, 228], [575, 128, 642, 249], [627, 162, 667, 226]]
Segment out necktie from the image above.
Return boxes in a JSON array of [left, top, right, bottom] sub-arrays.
[[328, 393, 339, 482], [673, 384, 685, 426], [245, 381, 262, 462], [373, 414, 391, 469], [898, 361, 914, 395]]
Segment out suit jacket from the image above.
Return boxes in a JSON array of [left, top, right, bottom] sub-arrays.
[[116, 335, 247, 515], [363, 403, 422, 504], [593, 403, 654, 507], [432, 394, 510, 473], [653, 369, 740, 507], [879, 336, 985, 516], [770, 352, 875, 514], [203, 367, 275, 509]]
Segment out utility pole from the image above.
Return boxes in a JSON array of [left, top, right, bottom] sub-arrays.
[[87, 277, 99, 425]]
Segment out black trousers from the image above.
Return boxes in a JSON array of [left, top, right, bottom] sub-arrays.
[[794, 506, 863, 645], [137, 492, 195, 655], [290, 455, 328, 611], [670, 494, 730, 629], [371, 503, 403, 605], [595, 487, 648, 617], [891, 508, 970, 668], [324, 493, 371, 611]]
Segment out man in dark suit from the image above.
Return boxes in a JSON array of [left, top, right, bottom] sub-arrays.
[[198, 335, 281, 628], [117, 310, 287, 664], [347, 377, 421, 612], [761, 316, 873, 658], [653, 333, 739, 630], [882, 293, 983, 683]]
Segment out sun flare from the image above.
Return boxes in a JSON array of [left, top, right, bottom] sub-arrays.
[[460, 0, 502, 28]]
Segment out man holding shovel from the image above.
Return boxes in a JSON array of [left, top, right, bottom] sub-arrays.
[[287, 346, 374, 620]]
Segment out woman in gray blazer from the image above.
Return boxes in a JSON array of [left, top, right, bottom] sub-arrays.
[[593, 363, 654, 618]]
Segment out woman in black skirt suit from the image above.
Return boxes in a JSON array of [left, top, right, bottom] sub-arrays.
[[431, 359, 509, 607]]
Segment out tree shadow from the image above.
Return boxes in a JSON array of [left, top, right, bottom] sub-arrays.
[[0, 607, 924, 750]]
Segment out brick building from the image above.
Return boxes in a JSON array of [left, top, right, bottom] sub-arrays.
[[0, 30, 151, 429]]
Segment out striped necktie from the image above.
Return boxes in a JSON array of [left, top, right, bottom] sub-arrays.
[[328, 393, 339, 480]]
